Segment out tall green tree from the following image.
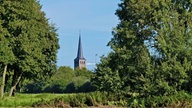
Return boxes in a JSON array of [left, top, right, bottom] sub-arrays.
[[0, 0, 59, 96], [92, 53, 123, 94], [92, 0, 192, 97], [0, 23, 15, 98], [151, 0, 192, 94]]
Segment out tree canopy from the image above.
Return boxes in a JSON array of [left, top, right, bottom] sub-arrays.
[[0, 0, 59, 97], [92, 0, 192, 97]]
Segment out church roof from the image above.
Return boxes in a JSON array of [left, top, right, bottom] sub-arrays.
[[76, 35, 85, 59]]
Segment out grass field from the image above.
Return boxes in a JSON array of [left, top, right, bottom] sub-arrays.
[[0, 93, 69, 107], [0, 92, 116, 107]]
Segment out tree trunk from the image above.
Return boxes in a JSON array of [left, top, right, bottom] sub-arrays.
[[9, 74, 22, 97], [1, 65, 7, 98]]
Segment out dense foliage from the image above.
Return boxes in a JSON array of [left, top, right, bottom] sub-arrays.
[[43, 91, 192, 107], [92, 0, 192, 97], [22, 66, 95, 93], [0, 0, 59, 97]]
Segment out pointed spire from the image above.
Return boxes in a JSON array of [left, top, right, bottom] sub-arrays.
[[76, 34, 84, 59], [74, 33, 86, 69]]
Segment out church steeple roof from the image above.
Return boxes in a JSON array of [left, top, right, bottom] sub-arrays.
[[76, 35, 84, 59], [74, 34, 86, 69]]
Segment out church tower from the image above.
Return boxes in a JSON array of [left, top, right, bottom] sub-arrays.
[[74, 35, 86, 69]]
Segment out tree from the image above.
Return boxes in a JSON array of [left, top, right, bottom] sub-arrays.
[[92, 0, 192, 97], [43, 66, 75, 93], [73, 68, 95, 92], [75, 68, 93, 78], [0, 0, 59, 96], [150, 0, 192, 94], [92, 53, 122, 93], [41, 66, 95, 93], [0, 23, 15, 98]]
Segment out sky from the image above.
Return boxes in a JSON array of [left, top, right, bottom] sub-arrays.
[[39, 0, 120, 70]]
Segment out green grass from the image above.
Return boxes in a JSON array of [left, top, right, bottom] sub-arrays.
[[0, 93, 68, 107], [0, 92, 110, 107]]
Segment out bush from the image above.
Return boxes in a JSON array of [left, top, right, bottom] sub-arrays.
[[126, 91, 192, 107], [32, 91, 192, 107], [33, 92, 112, 107]]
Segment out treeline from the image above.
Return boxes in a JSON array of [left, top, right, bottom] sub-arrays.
[[21, 66, 96, 93]]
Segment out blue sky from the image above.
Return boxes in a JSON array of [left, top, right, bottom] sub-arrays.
[[39, 0, 120, 70]]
